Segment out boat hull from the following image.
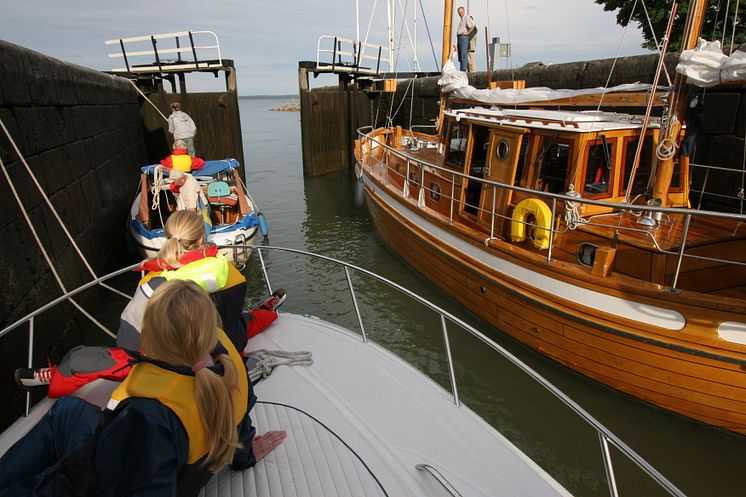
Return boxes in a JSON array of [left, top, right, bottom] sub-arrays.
[[128, 193, 258, 265], [361, 173, 746, 436]]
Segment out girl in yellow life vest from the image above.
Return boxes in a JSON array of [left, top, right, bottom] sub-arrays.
[[0, 280, 287, 497], [160, 139, 205, 172]]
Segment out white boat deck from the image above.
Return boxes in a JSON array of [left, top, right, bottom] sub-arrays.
[[205, 313, 571, 497], [0, 313, 570, 497]]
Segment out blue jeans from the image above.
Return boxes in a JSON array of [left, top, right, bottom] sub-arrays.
[[0, 397, 100, 494], [457, 35, 469, 71]]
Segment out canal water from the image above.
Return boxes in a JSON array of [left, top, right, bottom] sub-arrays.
[[239, 96, 746, 497]]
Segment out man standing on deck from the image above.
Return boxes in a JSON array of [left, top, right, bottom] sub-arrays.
[[167, 102, 198, 156], [456, 6, 477, 73]]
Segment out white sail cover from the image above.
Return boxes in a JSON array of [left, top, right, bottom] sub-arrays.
[[675, 38, 746, 87], [437, 53, 652, 105]]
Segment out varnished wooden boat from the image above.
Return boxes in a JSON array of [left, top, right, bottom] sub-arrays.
[[356, 1, 746, 436]]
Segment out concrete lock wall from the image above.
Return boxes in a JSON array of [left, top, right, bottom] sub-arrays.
[[0, 39, 147, 426]]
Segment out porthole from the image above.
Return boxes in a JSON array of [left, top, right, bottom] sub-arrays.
[[408, 171, 419, 188], [429, 182, 441, 201], [496, 139, 510, 161]]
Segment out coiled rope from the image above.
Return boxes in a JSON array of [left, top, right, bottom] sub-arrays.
[[246, 349, 313, 383]]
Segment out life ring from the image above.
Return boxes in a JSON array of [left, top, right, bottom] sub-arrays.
[[510, 198, 552, 250]]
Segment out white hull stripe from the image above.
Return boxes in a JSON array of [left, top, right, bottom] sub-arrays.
[[373, 185, 686, 331]]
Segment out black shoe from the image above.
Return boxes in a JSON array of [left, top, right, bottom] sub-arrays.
[[258, 288, 286, 312], [15, 367, 55, 391]]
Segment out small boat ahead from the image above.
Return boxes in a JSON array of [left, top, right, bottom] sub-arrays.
[[128, 159, 266, 266]]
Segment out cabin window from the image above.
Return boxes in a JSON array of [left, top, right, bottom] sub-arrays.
[[514, 136, 533, 187], [538, 140, 570, 194], [496, 139, 510, 161], [408, 170, 419, 188], [429, 182, 441, 201], [464, 126, 490, 215], [445, 122, 468, 168], [583, 140, 614, 197], [620, 138, 652, 196]]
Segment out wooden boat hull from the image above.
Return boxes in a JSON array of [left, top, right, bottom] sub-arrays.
[[361, 174, 746, 436]]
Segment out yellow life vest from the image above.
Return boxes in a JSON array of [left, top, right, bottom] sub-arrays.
[[110, 330, 248, 464], [171, 154, 193, 172], [158, 256, 230, 292]]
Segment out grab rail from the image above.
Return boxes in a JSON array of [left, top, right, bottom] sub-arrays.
[[415, 464, 463, 497], [356, 126, 746, 294], [0, 246, 685, 496]]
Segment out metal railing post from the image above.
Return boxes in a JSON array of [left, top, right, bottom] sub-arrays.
[[404, 158, 411, 197], [344, 267, 368, 343], [256, 248, 273, 295], [490, 186, 497, 240], [670, 214, 692, 292], [547, 198, 557, 263], [441, 315, 461, 406], [449, 177, 455, 224], [600, 434, 620, 497], [24, 317, 34, 417]]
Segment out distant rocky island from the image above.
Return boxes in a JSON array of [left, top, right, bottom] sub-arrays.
[[270, 101, 300, 112]]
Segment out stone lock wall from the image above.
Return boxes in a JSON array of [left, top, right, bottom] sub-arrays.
[[0, 39, 147, 427]]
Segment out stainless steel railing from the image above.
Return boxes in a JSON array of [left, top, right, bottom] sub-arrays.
[[356, 126, 746, 294], [0, 246, 685, 496]]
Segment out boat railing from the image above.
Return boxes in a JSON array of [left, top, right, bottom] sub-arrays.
[[315, 35, 387, 74], [0, 247, 685, 496], [248, 245, 686, 497], [690, 162, 746, 212], [357, 126, 746, 294], [105, 31, 224, 73]]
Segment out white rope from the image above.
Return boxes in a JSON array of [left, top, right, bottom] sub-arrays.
[[0, 116, 130, 302], [150, 165, 167, 210], [563, 185, 585, 230], [126, 79, 168, 123], [0, 155, 116, 339], [246, 349, 313, 383]]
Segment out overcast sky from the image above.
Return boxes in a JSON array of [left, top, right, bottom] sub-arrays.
[[3, 0, 653, 95]]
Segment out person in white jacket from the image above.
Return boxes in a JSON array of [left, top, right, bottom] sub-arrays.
[[168, 102, 198, 156]]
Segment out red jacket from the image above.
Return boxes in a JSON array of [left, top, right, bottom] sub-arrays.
[[159, 149, 205, 171]]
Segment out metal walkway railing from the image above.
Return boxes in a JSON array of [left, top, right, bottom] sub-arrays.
[[105, 30, 224, 73]]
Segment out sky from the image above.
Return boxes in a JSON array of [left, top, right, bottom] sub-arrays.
[[3, 1, 653, 96]]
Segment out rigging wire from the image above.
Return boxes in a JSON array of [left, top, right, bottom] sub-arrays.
[[641, 0, 673, 86], [722, 0, 732, 46], [418, 0, 440, 70], [730, 0, 742, 53]]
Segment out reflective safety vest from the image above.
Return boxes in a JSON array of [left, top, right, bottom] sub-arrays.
[[159, 256, 230, 292], [170, 154, 193, 172], [109, 330, 248, 464]]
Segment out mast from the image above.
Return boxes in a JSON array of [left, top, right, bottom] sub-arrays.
[[652, 0, 708, 205], [441, 0, 453, 67], [436, 0, 454, 133]]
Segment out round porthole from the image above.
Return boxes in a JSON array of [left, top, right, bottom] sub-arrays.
[[496, 140, 510, 160], [429, 182, 441, 201]]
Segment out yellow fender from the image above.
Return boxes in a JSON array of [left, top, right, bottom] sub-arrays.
[[510, 198, 552, 250]]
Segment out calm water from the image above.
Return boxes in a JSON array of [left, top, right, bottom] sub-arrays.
[[239, 96, 745, 497]]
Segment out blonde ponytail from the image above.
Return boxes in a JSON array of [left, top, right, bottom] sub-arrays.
[[140, 279, 241, 471], [155, 210, 205, 268]]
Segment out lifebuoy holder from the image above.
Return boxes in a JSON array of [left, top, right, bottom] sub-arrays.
[[510, 198, 552, 250]]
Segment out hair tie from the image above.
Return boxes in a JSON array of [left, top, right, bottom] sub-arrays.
[[191, 355, 215, 372], [174, 234, 181, 241]]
